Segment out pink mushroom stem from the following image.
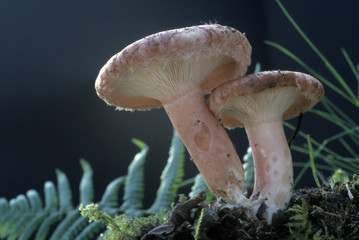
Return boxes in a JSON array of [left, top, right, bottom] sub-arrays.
[[162, 88, 249, 205], [245, 118, 293, 222]]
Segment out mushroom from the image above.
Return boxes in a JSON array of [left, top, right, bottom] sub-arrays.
[[95, 24, 252, 204], [208, 70, 324, 223]]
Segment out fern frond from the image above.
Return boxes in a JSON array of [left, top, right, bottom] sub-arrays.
[[17, 212, 47, 240], [56, 169, 74, 213], [34, 212, 64, 240], [49, 210, 81, 240], [79, 159, 94, 206], [243, 146, 254, 191], [1, 136, 195, 239], [27, 190, 43, 211], [189, 174, 213, 201], [100, 176, 126, 209], [120, 139, 149, 217], [0, 195, 28, 238], [189, 174, 206, 198], [0, 198, 9, 216], [61, 215, 88, 240], [74, 221, 104, 240], [148, 129, 185, 214], [1, 158, 128, 240], [6, 191, 42, 240], [44, 181, 58, 213]]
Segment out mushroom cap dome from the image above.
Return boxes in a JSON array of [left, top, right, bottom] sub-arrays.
[[95, 24, 251, 110]]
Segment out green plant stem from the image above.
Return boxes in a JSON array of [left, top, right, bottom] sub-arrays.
[[177, 177, 195, 188], [285, 122, 359, 160], [194, 208, 204, 240], [287, 121, 359, 184], [307, 135, 321, 188], [320, 98, 357, 129], [341, 48, 359, 96], [338, 138, 359, 159]]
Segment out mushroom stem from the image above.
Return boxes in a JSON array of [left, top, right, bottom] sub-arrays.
[[163, 88, 248, 205], [245, 118, 293, 223]]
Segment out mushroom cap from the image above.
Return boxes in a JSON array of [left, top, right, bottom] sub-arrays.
[[208, 71, 324, 128], [95, 24, 251, 110]]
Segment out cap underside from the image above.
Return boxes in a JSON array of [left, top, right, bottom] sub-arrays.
[[95, 24, 251, 110], [208, 71, 324, 128]]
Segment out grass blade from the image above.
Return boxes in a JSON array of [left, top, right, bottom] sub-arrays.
[[275, 0, 358, 105], [265, 40, 354, 104], [307, 135, 321, 188]]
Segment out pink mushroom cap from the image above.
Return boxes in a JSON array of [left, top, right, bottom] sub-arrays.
[[95, 24, 251, 110]]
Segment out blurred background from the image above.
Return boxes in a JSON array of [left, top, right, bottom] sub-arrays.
[[0, 0, 358, 206]]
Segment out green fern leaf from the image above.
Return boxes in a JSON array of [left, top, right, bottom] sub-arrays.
[[100, 176, 126, 209], [0, 198, 9, 216], [49, 210, 81, 240], [34, 212, 64, 240], [189, 174, 213, 201], [44, 181, 58, 213], [61, 215, 88, 240], [131, 138, 147, 150], [79, 159, 94, 206], [8, 190, 44, 239], [120, 139, 149, 217], [74, 221, 104, 240], [0, 202, 13, 231], [12, 190, 46, 240], [6, 190, 46, 240], [7, 211, 35, 240], [1, 195, 29, 238], [1, 159, 123, 240], [27, 190, 43, 211], [243, 146, 254, 191], [6, 190, 43, 240], [17, 212, 47, 240], [56, 169, 74, 212], [148, 129, 185, 213]]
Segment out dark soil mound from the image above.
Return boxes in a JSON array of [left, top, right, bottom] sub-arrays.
[[141, 181, 359, 240]]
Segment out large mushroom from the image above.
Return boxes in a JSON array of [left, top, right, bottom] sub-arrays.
[[208, 70, 324, 223], [95, 24, 252, 204]]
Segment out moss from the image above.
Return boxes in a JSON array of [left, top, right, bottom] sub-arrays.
[[80, 203, 170, 240]]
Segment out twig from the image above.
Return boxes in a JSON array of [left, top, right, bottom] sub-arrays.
[[288, 113, 303, 147]]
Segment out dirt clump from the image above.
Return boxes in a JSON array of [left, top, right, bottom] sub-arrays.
[[141, 181, 359, 240]]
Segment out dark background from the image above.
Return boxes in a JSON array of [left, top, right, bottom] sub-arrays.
[[1, 0, 358, 206]]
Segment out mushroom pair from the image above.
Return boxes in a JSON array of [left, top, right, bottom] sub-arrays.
[[95, 24, 324, 223]]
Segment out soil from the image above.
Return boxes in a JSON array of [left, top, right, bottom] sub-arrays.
[[140, 181, 359, 240]]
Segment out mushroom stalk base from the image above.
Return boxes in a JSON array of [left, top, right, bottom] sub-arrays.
[[163, 89, 248, 205], [245, 119, 293, 223]]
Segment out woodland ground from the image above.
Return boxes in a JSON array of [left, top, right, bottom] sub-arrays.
[[140, 181, 359, 240]]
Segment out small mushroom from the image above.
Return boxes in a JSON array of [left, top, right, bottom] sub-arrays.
[[208, 71, 324, 223], [95, 25, 252, 204]]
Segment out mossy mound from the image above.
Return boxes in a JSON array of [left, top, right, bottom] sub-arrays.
[[141, 181, 359, 240]]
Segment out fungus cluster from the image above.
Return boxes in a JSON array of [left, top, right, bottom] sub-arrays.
[[95, 24, 324, 224]]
